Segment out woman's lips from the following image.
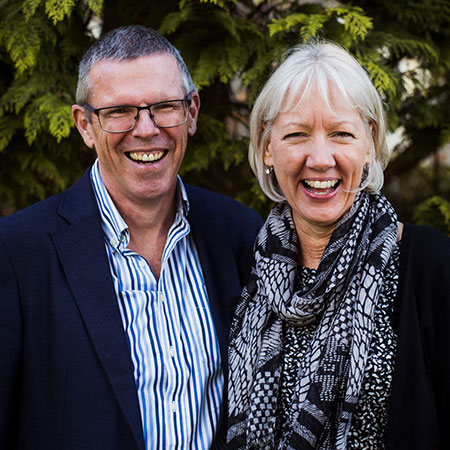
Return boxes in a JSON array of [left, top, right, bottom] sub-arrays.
[[302, 179, 341, 195]]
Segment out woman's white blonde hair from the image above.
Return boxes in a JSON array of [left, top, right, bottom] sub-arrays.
[[249, 40, 391, 202]]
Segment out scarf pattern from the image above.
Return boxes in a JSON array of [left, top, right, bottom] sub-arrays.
[[227, 192, 398, 449]]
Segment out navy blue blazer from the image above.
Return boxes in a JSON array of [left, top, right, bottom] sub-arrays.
[[0, 169, 263, 450]]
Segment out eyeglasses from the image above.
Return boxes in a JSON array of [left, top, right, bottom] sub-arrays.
[[83, 94, 191, 133]]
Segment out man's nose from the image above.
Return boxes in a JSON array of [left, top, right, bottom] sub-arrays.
[[132, 109, 160, 137]]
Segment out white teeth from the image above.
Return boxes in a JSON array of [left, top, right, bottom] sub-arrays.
[[304, 180, 338, 189], [129, 151, 164, 163]]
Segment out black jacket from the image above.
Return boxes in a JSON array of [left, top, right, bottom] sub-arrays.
[[386, 223, 450, 450]]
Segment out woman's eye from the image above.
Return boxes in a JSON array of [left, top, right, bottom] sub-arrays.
[[333, 131, 354, 138], [284, 132, 307, 139]]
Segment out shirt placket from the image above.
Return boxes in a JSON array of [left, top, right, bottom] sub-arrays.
[[157, 218, 189, 448]]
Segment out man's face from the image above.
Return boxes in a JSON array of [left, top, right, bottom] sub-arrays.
[[73, 54, 200, 210]]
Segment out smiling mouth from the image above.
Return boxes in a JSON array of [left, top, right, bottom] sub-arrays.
[[126, 151, 167, 164], [302, 179, 341, 195]]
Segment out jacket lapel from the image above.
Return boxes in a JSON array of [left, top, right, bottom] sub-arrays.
[[51, 171, 145, 450], [186, 187, 242, 372]]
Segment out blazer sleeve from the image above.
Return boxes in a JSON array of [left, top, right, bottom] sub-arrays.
[[0, 231, 22, 449], [413, 227, 450, 449], [389, 224, 450, 450]]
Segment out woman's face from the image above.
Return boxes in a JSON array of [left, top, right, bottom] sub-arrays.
[[264, 83, 372, 235]]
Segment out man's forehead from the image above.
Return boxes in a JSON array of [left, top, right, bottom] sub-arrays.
[[88, 54, 185, 102], [90, 53, 181, 75]]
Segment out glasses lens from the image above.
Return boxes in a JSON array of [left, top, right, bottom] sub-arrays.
[[98, 107, 137, 132], [151, 100, 188, 128]]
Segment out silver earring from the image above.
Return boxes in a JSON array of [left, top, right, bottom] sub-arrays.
[[360, 163, 370, 185], [265, 166, 273, 175]]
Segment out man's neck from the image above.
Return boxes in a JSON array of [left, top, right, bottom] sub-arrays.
[[112, 189, 178, 280]]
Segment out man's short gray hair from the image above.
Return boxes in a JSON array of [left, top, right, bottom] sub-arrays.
[[76, 25, 196, 105], [249, 40, 391, 201]]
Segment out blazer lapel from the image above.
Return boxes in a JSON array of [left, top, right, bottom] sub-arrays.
[[186, 188, 242, 372], [51, 171, 145, 450]]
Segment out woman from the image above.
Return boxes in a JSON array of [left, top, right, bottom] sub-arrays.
[[227, 41, 450, 450]]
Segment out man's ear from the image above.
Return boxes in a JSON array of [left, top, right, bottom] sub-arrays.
[[72, 104, 95, 149], [187, 91, 200, 136]]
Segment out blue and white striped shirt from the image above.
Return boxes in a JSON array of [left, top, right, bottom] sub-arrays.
[[91, 160, 224, 449]]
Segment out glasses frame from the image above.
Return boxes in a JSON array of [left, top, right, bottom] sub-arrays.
[[83, 93, 192, 133]]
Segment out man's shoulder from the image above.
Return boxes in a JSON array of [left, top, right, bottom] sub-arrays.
[[186, 185, 263, 223], [0, 191, 64, 232], [0, 169, 94, 236]]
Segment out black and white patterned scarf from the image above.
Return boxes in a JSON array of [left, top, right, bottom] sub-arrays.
[[227, 191, 398, 450]]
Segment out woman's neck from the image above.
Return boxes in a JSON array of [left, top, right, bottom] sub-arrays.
[[295, 223, 334, 270]]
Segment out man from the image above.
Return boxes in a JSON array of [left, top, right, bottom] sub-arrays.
[[0, 25, 262, 450]]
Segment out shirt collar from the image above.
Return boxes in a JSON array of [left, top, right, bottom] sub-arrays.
[[177, 174, 190, 218], [90, 159, 190, 252]]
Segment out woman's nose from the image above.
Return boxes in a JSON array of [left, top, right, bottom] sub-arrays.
[[305, 137, 335, 170]]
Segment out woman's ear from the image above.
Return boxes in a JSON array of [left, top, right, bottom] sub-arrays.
[[263, 140, 273, 167], [368, 121, 377, 161]]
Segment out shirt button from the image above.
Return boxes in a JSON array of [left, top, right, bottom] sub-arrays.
[[109, 238, 118, 247], [171, 402, 177, 412], [138, 260, 146, 268], [169, 346, 175, 357], [159, 292, 166, 303]]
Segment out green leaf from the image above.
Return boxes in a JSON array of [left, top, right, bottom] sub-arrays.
[[23, 101, 47, 144], [2, 18, 43, 74], [22, 0, 43, 21], [331, 6, 373, 40], [159, 11, 185, 35], [413, 195, 450, 234], [357, 54, 399, 99], [45, 0, 76, 25], [85, 0, 103, 16], [47, 104, 72, 141], [0, 115, 20, 151], [268, 13, 309, 37]]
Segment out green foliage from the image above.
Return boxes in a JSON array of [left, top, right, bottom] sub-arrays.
[[333, 6, 373, 39], [0, 115, 20, 151], [268, 6, 372, 41], [45, 0, 77, 25], [413, 196, 450, 235], [0, 0, 448, 222], [0, 0, 95, 213], [356, 54, 399, 99]]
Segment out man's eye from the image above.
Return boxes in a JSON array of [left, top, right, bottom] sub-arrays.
[[153, 102, 176, 112], [104, 107, 134, 117]]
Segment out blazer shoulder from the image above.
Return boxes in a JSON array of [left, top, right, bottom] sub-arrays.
[[0, 168, 95, 240], [0, 192, 64, 235], [397, 223, 450, 327], [401, 223, 450, 268], [186, 185, 263, 228]]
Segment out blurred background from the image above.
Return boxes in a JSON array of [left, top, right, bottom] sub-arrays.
[[0, 0, 449, 232]]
